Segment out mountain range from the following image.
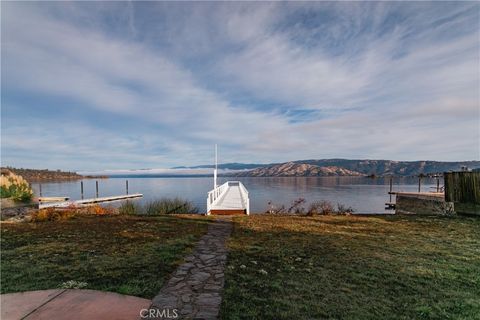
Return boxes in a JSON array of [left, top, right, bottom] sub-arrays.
[[185, 159, 480, 177]]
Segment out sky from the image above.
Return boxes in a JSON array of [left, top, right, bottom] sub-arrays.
[[1, 1, 479, 171]]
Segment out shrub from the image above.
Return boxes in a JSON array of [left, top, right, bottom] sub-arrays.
[[120, 198, 199, 216], [307, 200, 335, 216], [143, 198, 199, 215], [0, 171, 33, 202], [119, 201, 142, 215]]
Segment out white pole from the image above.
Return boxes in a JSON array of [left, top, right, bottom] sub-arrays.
[[214, 144, 218, 190]]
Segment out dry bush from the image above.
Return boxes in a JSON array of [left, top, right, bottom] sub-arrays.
[[91, 205, 115, 215], [266, 201, 286, 214], [30, 204, 116, 222], [266, 198, 307, 214], [288, 198, 306, 214], [307, 200, 335, 216], [31, 208, 75, 222], [336, 203, 355, 214]]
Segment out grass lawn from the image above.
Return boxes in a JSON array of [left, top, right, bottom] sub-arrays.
[[221, 215, 480, 320], [1, 214, 209, 298]]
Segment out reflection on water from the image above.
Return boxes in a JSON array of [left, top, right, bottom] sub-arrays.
[[31, 176, 442, 214]]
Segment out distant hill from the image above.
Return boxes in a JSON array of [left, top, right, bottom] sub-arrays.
[[229, 159, 480, 177], [232, 162, 364, 177], [2, 167, 106, 182]]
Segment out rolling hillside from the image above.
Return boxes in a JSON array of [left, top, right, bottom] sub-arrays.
[[230, 159, 480, 177]]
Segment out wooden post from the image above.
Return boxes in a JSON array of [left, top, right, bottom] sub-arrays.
[[39, 183, 42, 197], [96, 181, 99, 198], [126, 180, 129, 195], [436, 178, 440, 193], [418, 176, 422, 193], [80, 181, 84, 200], [389, 177, 393, 202]]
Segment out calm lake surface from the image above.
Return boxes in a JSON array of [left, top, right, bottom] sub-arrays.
[[31, 176, 442, 214]]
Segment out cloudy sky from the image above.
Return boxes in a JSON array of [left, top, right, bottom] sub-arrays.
[[1, 1, 479, 171]]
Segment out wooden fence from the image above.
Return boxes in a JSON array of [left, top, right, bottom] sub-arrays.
[[444, 172, 480, 215]]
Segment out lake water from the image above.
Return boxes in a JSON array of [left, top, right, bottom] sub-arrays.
[[31, 176, 442, 214]]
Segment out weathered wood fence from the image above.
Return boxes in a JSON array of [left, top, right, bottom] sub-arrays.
[[444, 172, 480, 215]]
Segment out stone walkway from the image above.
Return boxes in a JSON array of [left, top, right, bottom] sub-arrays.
[[149, 218, 233, 319]]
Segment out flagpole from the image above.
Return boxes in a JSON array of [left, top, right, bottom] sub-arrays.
[[214, 144, 218, 189]]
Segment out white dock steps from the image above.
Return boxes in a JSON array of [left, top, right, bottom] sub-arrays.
[[207, 181, 250, 215]]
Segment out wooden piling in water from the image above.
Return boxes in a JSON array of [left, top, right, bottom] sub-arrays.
[[126, 180, 129, 195], [96, 181, 99, 198], [80, 181, 84, 200]]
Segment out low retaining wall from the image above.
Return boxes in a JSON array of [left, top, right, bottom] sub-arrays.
[[395, 192, 454, 215], [0, 198, 37, 221]]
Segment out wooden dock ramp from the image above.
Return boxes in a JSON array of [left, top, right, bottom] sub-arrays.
[[38, 194, 143, 209]]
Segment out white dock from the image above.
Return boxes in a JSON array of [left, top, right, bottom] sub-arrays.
[[206, 145, 250, 215], [38, 193, 143, 209], [207, 181, 249, 215]]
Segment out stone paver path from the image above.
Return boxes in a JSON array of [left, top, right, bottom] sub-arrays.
[[150, 218, 233, 319]]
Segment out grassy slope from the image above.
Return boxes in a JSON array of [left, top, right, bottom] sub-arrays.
[[1, 215, 209, 298], [221, 215, 480, 320]]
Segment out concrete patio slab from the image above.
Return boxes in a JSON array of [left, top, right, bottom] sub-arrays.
[[1, 289, 150, 320], [1, 289, 65, 320]]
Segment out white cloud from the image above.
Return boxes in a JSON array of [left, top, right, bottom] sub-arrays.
[[1, 2, 479, 170]]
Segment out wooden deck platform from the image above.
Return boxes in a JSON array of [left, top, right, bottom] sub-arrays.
[[38, 194, 143, 209], [38, 197, 70, 203]]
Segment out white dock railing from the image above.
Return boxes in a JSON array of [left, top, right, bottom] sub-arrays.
[[207, 181, 229, 213], [207, 181, 250, 215], [238, 181, 250, 215]]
